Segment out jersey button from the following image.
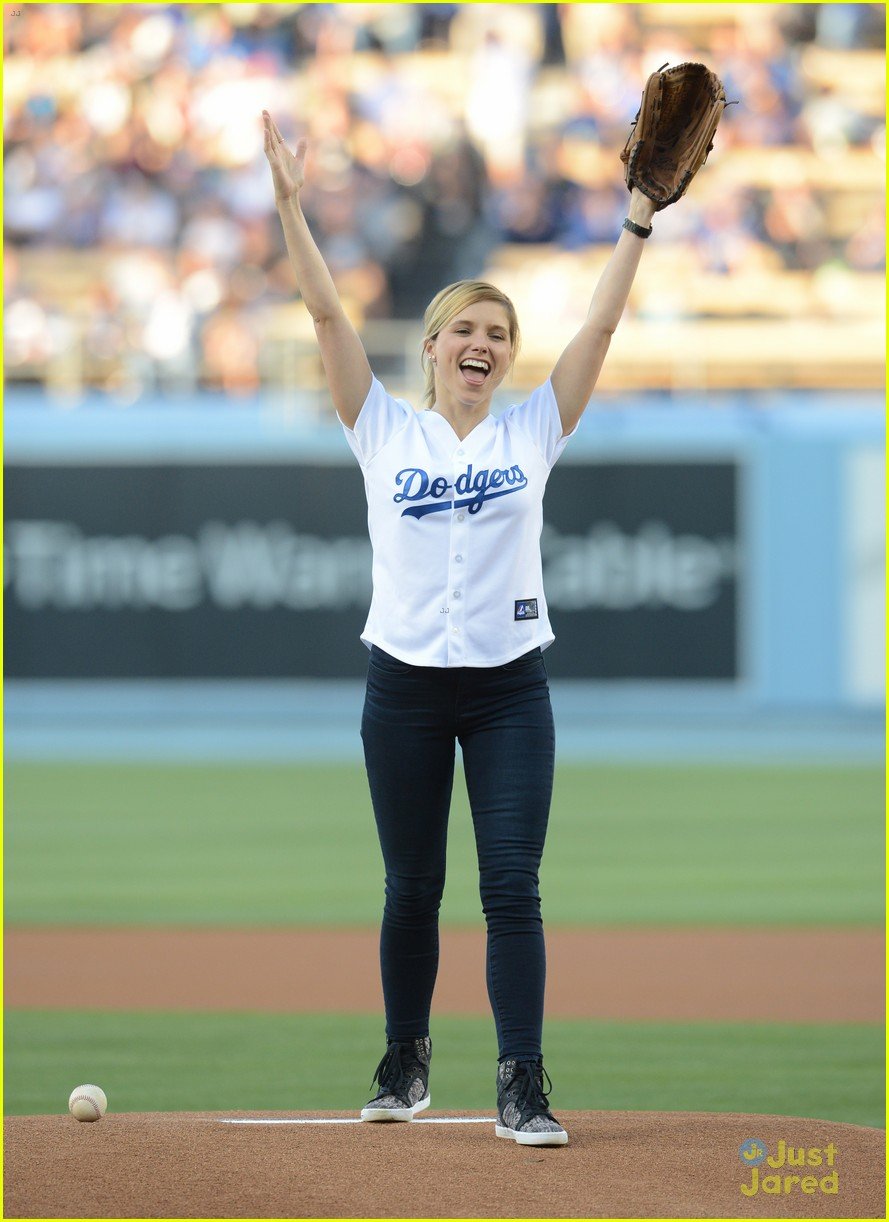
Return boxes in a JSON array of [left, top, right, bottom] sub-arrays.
[[457, 448, 465, 456], [455, 554, 463, 563], [452, 626, 460, 634], [456, 512, 465, 522], [452, 590, 462, 599]]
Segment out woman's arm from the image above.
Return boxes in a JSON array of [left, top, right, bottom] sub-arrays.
[[549, 188, 656, 436], [263, 111, 372, 427]]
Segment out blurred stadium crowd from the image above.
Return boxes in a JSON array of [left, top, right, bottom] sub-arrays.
[[4, 3, 885, 401]]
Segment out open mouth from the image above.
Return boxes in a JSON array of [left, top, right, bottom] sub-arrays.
[[459, 358, 490, 387]]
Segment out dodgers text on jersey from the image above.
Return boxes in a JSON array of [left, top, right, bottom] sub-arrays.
[[393, 464, 529, 518]]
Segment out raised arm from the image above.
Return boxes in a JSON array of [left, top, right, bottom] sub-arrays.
[[263, 111, 372, 427], [549, 188, 656, 436]]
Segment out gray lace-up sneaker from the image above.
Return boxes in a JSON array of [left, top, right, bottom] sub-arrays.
[[495, 1058, 568, 1146], [360, 1036, 432, 1122]]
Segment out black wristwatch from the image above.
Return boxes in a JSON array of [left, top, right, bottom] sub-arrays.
[[622, 217, 653, 239]]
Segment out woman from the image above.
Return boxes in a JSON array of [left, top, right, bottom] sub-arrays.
[[263, 109, 656, 1147]]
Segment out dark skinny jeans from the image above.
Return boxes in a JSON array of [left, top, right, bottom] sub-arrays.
[[360, 644, 555, 1062]]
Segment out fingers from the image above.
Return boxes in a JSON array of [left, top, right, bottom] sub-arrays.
[[262, 111, 280, 143], [261, 112, 307, 169], [262, 112, 285, 167]]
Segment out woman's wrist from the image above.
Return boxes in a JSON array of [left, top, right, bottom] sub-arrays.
[[627, 189, 656, 227], [275, 189, 302, 211]]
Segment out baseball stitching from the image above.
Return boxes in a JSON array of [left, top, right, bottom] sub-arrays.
[[71, 1093, 102, 1119]]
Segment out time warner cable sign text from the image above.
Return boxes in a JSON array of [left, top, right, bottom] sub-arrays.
[[5, 462, 739, 679]]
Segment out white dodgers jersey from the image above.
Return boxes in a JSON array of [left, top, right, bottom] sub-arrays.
[[340, 376, 574, 667]]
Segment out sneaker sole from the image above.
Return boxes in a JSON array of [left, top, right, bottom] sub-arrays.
[[360, 1094, 431, 1123], [495, 1123, 568, 1146]]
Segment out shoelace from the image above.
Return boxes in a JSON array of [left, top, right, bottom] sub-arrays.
[[501, 1060, 557, 1130], [369, 1042, 425, 1105]]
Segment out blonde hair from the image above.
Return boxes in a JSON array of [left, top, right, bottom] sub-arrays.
[[420, 280, 521, 408]]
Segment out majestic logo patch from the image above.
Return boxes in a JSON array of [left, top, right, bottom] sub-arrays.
[[393, 464, 528, 518], [514, 598, 538, 620]]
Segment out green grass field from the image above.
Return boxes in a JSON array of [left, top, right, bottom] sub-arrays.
[[4, 761, 884, 1128], [5, 762, 884, 925], [4, 1012, 884, 1128]]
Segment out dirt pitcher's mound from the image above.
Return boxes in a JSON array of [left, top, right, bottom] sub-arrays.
[[4, 1109, 884, 1219]]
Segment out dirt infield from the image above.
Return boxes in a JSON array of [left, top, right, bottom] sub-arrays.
[[5, 1109, 884, 1218], [5, 926, 884, 1021]]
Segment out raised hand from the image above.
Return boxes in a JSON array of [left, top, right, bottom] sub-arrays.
[[262, 110, 307, 203]]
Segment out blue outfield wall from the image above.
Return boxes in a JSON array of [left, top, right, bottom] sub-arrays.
[[560, 395, 882, 711], [4, 387, 884, 760]]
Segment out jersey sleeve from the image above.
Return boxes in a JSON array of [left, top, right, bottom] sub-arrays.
[[339, 376, 413, 466], [503, 378, 577, 469]]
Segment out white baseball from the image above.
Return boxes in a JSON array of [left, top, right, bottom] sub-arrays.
[[68, 1084, 107, 1122]]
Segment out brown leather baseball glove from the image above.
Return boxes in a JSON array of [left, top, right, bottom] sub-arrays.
[[621, 62, 729, 210]]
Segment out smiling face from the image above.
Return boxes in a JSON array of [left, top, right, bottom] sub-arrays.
[[427, 300, 513, 412]]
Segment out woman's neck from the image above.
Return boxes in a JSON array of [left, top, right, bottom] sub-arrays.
[[427, 397, 491, 440]]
